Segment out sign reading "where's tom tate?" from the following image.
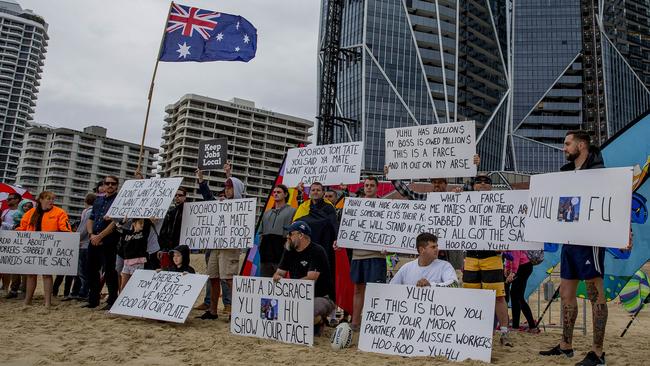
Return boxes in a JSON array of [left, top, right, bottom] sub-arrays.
[[198, 138, 228, 170]]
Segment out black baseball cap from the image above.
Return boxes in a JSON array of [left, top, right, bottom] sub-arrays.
[[284, 221, 311, 236]]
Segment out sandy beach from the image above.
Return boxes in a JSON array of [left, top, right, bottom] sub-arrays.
[[1, 258, 648, 366]]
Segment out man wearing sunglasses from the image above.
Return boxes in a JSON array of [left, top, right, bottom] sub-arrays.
[[84, 176, 120, 310], [258, 184, 296, 277]]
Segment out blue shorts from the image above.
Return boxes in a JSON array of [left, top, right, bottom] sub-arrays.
[[350, 258, 387, 284], [560, 244, 605, 280]]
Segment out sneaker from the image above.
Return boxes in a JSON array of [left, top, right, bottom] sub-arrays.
[[4, 291, 17, 299], [81, 303, 98, 309], [61, 296, 75, 302], [540, 344, 574, 358], [499, 332, 514, 347], [527, 327, 541, 334], [574, 352, 605, 366], [198, 311, 219, 320]]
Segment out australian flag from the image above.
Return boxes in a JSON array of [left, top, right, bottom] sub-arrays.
[[159, 2, 257, 62]]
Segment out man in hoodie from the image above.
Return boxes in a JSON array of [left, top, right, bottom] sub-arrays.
[[258, 184, 296, 277], [539, 130, 616, 366], [197, 163, 244, 320], [158, 187, 188, 268]]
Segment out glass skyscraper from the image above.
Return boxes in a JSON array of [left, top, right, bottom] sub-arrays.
[[319, 0, 650, 174]]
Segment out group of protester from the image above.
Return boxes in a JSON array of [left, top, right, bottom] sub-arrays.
[[0, 130, 622, 366]]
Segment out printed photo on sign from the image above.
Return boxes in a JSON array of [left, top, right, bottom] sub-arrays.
[[525, 167, 633, 247], [282, 141, 363, 187], [180, 198, 256, 249], [0, 231, 80, 276], [359, 283, 495, 363], [557, 196, 580, 222], [385, 121, 476, 180], [260, 298, 279, 321], [109, 270, 208, 323], [231, 276, 314, 346], [107, 177, 183, 219]]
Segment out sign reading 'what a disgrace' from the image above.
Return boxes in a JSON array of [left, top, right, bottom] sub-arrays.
[[180, 198, 256, 249], [231, 276, 314, 346], [525, 167, 633, 248], [0, 231, 80, 275], [109, 270, 208, 323], [282, 142, 363, 187], [427, 191, 543, 251], [359, 284, 495, 363], [385, 121, 476, 180], [107, 178, 183, 219]]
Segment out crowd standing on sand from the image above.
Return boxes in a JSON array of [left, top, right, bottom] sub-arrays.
[[0, 130, 632, 366]]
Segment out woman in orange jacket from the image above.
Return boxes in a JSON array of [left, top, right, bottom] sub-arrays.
[[17, 191, 71, 306]]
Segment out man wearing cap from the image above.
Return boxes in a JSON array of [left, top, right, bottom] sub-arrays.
[[258, 184, 296, 277], [273, 221, 335, 333], [462, 173, 513, 347]]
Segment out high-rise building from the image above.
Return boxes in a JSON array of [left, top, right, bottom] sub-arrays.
[[0, 1, 48, 183], [159, 95, 313, 213], [319, 0, 650, 174], [15, 124, 157, 220]]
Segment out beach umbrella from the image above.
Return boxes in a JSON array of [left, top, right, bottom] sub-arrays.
[[619, 270, 650, 313]]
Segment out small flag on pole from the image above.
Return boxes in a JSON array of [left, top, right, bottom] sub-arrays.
[[159, 2, 257, 62]]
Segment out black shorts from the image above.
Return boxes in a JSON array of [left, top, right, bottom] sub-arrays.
[[560, 244, 605, 280]]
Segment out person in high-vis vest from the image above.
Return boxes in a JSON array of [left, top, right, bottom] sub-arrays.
[[17, 191, 71, 307]]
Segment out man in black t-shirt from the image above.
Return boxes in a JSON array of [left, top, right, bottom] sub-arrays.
[[273, 221, 335, 331]]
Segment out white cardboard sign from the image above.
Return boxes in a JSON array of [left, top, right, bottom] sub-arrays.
[[359, 283, 495, 363], [231, 276, 314, 346], [525, 167, 633, 247], [283, 142, 363, 187], [107, 177, 183, 219], [336, 198, 429, 254], [0, 231, 79, 275], [180, 198, 256, 249], [426, 191, 544, 251], [109, 270, 208, 323], [385, 121, 476, 180]]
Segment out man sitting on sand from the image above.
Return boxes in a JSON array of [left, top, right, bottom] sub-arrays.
[[390, 233, 458, 287], [273, 221, 335, 335]]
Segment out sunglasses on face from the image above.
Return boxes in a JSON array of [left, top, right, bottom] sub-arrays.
[[104, 181, 117, 186], [175, 194, 186, 197], [475, 179, 491, 184]]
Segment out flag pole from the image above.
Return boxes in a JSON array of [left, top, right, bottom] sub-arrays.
[[137, 1, 174, 174]]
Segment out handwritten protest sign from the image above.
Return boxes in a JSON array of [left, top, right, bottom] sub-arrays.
[[525, 167, 633, 247], [180, 198, 256, 249], [283, 142, 363, 187], [359, 283, 494, 362], [198, 138, 228, 170], [385, 121, 476, 180], [107, 177, 183, 219], [426, 191, 543, 251], [337, 198, 429, 254], [231, 276, 314, 346], [0, 231, 79, 275], [109, 270, 207, 323]]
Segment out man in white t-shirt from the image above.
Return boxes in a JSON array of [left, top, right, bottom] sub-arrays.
[[390, 232, 458, 287]]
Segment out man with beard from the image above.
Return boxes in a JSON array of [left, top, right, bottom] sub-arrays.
[[539, 130, 630, 366], [293, 182, 338, 302], [273, 221, 334, 332]]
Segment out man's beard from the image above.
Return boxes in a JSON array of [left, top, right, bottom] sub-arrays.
[[565, 151, 579, 162]]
